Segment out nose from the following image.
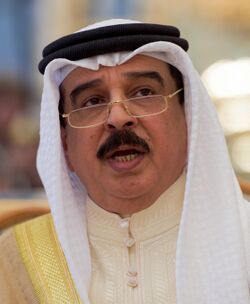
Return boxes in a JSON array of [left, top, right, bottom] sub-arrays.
[[105, 100, 138, 131]]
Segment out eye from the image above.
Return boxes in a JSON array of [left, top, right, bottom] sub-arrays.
[[133, 88, 155, 98], [81, 96, 107, 108]]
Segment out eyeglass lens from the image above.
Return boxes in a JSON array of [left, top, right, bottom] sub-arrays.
[[69, 95, 167, 127]]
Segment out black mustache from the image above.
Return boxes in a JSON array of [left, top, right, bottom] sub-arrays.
[[97, 129, 150, 159]]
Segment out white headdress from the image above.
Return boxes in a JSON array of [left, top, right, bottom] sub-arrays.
[[37, 19, 250, 303]]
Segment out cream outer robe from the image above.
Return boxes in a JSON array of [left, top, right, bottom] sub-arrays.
[[37, 19, 250, 304], [86, 171, 185, 303]]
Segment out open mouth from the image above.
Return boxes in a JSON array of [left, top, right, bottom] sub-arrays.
[[106, 147, 147, 172], [111, 149, 142, 162]]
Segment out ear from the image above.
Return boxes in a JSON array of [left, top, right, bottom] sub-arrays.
[[60, 126, 75, 171]]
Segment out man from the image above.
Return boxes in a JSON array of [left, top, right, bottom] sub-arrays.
[[0, 19, 250, 304]]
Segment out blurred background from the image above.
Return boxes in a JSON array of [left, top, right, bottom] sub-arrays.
[[0, 0, 250, 198]]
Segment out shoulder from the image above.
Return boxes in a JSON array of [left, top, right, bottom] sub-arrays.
[[244, 199, 250, 210], [0, 214, 52, 303], [0, 213, 53, 246], [0, 212, 52, 258], [240, 199, 250, 223], [0, 214, 81, 303], [13, 212, 53, 237], [0, 226, 19, 267], [238, 199, 250, 240], [0, 199, 50, 231], [238, 199, 250, 281]]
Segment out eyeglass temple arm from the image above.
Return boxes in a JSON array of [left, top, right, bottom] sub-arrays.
[[168, 88, 183, 98]]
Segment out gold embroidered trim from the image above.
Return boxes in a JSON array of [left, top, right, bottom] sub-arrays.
[[14, 214, 82, 304]]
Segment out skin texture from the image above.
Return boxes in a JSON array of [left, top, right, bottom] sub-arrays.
[[60, 55, 187, 215]]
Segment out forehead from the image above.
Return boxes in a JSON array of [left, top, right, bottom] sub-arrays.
[[60, 55, 172, 91]]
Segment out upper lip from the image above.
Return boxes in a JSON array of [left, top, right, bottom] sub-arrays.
[[105, 145, 148, 159]]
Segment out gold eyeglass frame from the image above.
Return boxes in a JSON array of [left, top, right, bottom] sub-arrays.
[[61, 88, 183, 129]]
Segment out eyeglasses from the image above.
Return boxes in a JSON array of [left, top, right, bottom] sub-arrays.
[[61, 88, 183, 129]]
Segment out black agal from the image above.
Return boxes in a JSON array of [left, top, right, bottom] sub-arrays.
[[38, 23, 189, 74]]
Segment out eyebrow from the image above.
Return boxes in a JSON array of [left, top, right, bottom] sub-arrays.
[[123, 71, 165, 87], [69, 78, 102, 105], [69, 70, 165, 105]]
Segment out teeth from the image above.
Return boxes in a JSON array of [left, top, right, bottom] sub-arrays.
[[114, 153, 138, 162]]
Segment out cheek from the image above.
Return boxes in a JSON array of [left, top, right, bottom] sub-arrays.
[[168, 115, 187, 164], [153, 112, 187, 163], [66, 131, 97, 170]]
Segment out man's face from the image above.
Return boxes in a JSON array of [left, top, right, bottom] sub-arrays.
[[60, 55, 187, 214]]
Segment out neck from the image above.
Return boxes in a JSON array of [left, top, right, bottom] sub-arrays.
[[88, 171, 185, 215], [90, 194, 160, 215]]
